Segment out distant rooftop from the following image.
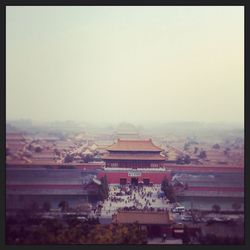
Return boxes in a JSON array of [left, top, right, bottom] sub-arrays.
[[106, 139, 163, 152]]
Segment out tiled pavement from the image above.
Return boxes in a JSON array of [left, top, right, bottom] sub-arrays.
[[100, 184, 175, 218]]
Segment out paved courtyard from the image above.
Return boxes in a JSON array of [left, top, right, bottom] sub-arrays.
[[99, 184, 175, 218]]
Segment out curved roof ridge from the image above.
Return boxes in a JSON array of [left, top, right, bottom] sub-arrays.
[[106, 138, 163, 152]]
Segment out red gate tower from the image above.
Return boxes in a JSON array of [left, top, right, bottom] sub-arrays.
[[103, 139, 165, 168], [100, 139, 169, 185]]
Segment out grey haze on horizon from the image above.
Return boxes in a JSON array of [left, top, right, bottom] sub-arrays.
[[6, 6, 244, 126]]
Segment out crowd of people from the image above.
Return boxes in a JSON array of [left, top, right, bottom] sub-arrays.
[[100, 184, 172, 216], [118, 206, 169, 212]]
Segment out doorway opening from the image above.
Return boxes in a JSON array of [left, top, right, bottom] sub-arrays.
[[143, 178, 150, 185], [131, 177, 138, 186]]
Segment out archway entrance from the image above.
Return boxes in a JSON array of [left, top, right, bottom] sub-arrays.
[[143, 178, 150, 185], [131, 177, 138, 186]]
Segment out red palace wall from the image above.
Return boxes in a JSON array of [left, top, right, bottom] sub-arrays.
[[105, 160, 165, 168], [97, 170, 171, 184]]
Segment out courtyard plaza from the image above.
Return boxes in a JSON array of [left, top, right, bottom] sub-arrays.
[[98, 184, 176, 218]]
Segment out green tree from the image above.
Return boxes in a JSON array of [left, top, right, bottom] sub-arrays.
[[232, 202, 241, 212], [6, 215, 149, 245], [184, 155, 191, 164], [161, 176, 169, 192], [161, 176, 176, 203], [98, 175, 109, 201], [194, 147, 199, 154], [84, 154, 94, 163], [42, 201, 51, 212], [224, 148, 230, 156], [54, 148, 60, 156], [176, 155, 185, 164], [58, 200, 69, 212], [199, 150, 207, 159], [212, 204, 221, 213], [64, 154, 73, 163], [35, 146, 42, 153], [212, 144, 220, 149]]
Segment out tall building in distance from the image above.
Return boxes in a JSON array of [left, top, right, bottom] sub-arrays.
[[113, 122, 140, 139]]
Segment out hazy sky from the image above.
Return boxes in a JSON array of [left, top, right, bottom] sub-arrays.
[[6, 6, 244, 125]]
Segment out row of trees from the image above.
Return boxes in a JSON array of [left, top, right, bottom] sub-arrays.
[[198, 233, 244, 244], [183, 140, 198, 152], [29, 200, 96, 213], [212, 203, 242, 213], [176, 155, 191, 164], [6, 216, 147, 244], [198, 150, 207, 159], [64, 154, 94, 163], [27, 200, 75, 213]]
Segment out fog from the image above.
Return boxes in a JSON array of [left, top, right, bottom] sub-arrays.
[[6, 6, 244, 125]]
